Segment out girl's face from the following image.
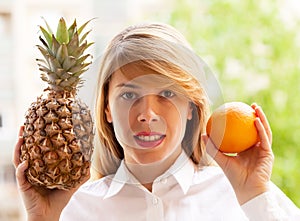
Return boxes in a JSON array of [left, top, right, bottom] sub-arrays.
[[105, 64, 193, 164]]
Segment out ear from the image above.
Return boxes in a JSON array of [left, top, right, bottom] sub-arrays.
[[105, 105, 113, 123], [187, 102, 193, 120]]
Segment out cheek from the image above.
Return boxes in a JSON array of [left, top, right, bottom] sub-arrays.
[[110, 107, 138, 148], [170, 102, 191, 136], [109, 102, 131, 136], [162, 101, 189, 132], [169, 102, 190, 122], [111, 103, 131, 130]]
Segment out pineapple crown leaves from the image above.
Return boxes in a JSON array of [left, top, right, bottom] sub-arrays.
[[37, 17, 95, 92]]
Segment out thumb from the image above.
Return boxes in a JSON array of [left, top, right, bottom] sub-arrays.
[[15, 160, 32, 192], [202, 134, 230, 169]]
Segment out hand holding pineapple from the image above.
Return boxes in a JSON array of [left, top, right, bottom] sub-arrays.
[[19, 17, 95, 190], [14, 127, 89, 221], [13, 17, 95, 221]]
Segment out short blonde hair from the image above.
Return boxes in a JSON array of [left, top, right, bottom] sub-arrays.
[[93, 23, 211, 176]]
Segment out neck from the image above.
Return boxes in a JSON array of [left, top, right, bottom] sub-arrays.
[[125, 148, 182, 192]]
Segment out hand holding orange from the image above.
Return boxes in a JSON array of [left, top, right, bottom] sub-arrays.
[[206, 102, 259, 154]]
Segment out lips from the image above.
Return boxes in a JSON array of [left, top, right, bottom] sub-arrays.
[[134, 132, 165, 148]]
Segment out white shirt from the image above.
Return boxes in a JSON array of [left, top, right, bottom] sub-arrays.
[[60, 152, 300, 221]]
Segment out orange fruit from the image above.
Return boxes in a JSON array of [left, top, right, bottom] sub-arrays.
[[206, 102, 259, 153]]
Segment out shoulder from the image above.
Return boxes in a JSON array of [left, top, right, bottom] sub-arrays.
[[194, 165, 226, 180], [191, 165, 246, 218], [75, 175, 114, 197], [193, 165, 234, 190], [62, 176, 114, 212], [60, 176, 115, 220]]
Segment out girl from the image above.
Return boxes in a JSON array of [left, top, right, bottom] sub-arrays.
[[13, 23, 300, 221]]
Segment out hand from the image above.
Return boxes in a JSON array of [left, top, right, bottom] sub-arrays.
[[203, 103, 274, 205], [12, 126, 90, 221]]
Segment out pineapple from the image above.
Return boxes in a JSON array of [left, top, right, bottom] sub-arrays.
[[20, 17, 94, 190]]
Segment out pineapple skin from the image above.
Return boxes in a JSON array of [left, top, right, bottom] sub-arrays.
[[19, 18, 94, 190], [21, 90, 94, 190]]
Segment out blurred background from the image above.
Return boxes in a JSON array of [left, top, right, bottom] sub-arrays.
[[0, 0, 299, 220]]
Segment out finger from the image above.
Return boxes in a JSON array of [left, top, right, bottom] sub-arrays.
[[13, 126, 25, 168], [202, 134, 231, 170], [254, 105, 272, 141], [251, 104, 272, 144], [254, 117, 272, 152], [15, 160, 31, 192], [19, 125, 25, 137]]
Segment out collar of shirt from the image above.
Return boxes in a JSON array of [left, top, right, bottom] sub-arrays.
[[103, 151, 195, 199]]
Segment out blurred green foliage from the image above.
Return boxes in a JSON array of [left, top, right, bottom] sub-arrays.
[[164, 0, 300, 206]]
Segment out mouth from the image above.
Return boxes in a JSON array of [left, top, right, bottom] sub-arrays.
[[134, 132, 165, 148]]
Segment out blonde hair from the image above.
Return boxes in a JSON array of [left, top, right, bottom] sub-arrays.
[[92, 23, 212, 176]]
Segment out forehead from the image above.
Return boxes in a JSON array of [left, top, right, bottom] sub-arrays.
[[110, 63, 175, 88]]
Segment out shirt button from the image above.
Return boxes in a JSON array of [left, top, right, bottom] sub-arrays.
[[160, 178, 167, 184], [152, 197, 159, 205]]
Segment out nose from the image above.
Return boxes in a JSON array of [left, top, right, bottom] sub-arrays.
[[136, 95, 159, 123]]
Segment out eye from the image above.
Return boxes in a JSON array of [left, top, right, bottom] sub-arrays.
[[160, 90, 175, 98], [121, 92, 137, 100]]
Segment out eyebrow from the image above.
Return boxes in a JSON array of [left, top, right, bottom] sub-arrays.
[[116, 83, 141, 89]]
